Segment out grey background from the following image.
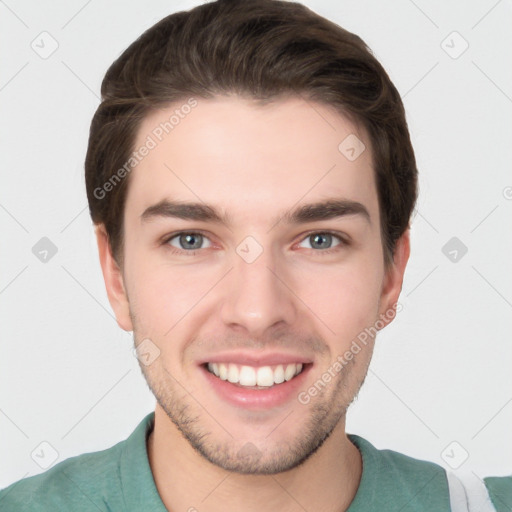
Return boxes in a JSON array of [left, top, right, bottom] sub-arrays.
[[1, 0, 511, 489]]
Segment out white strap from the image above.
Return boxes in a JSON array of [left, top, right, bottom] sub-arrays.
[[447, 471, 469, 511], [447, 471, 497, 512]]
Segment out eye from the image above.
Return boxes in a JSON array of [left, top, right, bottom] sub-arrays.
[[161, 230, 347, 256], [165, 232, 212, 252], [297, 231, 344, 252]]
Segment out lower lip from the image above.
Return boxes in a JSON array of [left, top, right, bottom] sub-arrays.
[[200, 364, 312, 410]]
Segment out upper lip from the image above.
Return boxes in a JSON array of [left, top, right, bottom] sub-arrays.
[[199, 351, 313, 367]]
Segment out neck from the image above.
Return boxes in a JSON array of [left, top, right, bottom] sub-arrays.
[[148, 406, 362, 512]]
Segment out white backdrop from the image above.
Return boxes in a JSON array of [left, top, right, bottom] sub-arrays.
[[1, 0, 511, 490]]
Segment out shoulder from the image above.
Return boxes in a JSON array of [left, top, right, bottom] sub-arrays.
[[0, 438, 126, 511], [349, 433, 449, 479], [483, 474, 512, 510], [348, 434, 451, 511]]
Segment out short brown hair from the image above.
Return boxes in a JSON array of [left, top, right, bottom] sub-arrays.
[[85, 0, 417, 267]]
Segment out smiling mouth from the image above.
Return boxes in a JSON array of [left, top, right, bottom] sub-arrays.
[[204, 362, 307, 389]]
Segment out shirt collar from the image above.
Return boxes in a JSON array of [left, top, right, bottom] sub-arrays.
[[119, 412, 168, 511]]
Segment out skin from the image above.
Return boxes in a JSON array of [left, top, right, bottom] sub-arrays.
[[96, 94, 410, 512]]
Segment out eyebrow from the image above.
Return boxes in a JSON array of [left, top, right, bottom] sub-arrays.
[[140, 198, 371, 227]]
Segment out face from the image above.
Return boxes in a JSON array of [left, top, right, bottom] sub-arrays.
[[98, 94, 409, 475]]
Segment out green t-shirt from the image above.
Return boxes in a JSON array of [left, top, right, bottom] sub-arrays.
[[0, 412, 508, 511]]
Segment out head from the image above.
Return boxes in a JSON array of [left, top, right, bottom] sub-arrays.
[[86, 0, 416, 475]]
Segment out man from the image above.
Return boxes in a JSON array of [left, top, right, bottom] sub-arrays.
[[1, 0, 509, 510]]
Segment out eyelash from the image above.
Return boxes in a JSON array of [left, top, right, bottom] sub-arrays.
[[161, 230, 348, 257]]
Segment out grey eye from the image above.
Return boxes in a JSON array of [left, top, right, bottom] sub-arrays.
[[168, 233, 211, 250], [299, 233, 342, 250]]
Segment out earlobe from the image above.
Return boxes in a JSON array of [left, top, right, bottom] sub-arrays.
[[378, 229, 410, 325], [95, 225, 133, 332]]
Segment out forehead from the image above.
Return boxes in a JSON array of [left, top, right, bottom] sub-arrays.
[[125, 95, 378, 227]]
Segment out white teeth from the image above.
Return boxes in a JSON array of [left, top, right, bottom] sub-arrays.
[[256, 366, 274, 387], [219, 363, 228, 380], [208, 362, 220, 377], [207, 362, 304, 387], [284, 363, 296, 381], [273, 365, 285, 384], [227, 363, 239, 383], [239, 366, 257, 386]]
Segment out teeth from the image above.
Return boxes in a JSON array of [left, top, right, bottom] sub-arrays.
[[218, 363, 228, 380], [256, 366, 274, 387], [206, 362, 304, 387], [239, 366, 257, 386], [273, 365, 285, 384], [284, 363, 296, 381], [227, 363, 239, 383]]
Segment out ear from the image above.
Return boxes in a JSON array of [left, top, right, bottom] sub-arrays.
[[377, 229, 410, 327], [95, 224, 133, 331]]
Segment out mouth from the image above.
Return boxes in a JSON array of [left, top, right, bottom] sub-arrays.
[[204, 362, 306, 389], [199, 359, 313, 409]]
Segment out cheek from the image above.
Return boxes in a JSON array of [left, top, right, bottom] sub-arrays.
[[297, 259, 383, 342], [125, 253, 215, 335]]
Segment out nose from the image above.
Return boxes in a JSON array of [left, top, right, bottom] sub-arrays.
[[220, 246, 297, 338]]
